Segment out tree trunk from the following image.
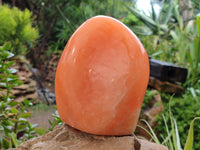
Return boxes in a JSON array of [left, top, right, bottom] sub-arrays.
[[179, 0, 193, 21]]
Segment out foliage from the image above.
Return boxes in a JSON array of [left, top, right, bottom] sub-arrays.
[[125, 0, 177, 35], [31, 110, 63, 136], [48, 110, 63, 131], [0, 43, 37, 149], [187, 15, 200, 85], [141, 111, 200, 150], [127, 1, 199, 86], [27, 0, 127, 52], [0, 5, 38, 55], [28, 0, 78, 44], [80, 0, 126, 19], [170, 19, 193, 65], [155, 90, 200, 150], [184, 117, 200, 150], [124, 0, 180, 62], [142, 90, 159, 109], [54, 0, 127, 50], [192, 0, 200, 15], [121, 11, 141, 26], [140, 35, 176, 62], [170, 14, 200, 85], [122, 11, 147, 34]]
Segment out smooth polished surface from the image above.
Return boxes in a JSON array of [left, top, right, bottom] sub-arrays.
[[55, 16, 149, 135]]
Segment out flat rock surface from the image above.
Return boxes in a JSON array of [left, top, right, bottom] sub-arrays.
[[15, 124, 168, 150], [0, 56, 38, 103], [148, 76, 184, 94]]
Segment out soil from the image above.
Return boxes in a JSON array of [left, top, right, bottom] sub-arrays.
[[18, 51, 60, 131], [27, 105, 57, 129]]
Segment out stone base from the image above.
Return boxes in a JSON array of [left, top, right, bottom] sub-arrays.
[[14, 124, 168, 150]]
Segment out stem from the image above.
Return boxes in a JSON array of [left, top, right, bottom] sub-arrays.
[[14, 118, 18, 133], [5, 67, 10, 101], [56, 5, 76, 31]]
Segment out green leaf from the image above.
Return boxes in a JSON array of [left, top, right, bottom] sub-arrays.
[[161, 0, 173, 24], [125, 4, 168, 33], [0, 82, 7, 87], [174, 5, 183, 30], [18, 112, 32, 118], [2, 137, 12, 149], [173, 118, 182, 150], [0, 130, 3, 141], [196, 14, 200, 37], [150, 0, 156, 21], [2, 120, 14, 126], [9, 101, 18, 107], [11, 132, 20, 147], [170, 30, 179, 42], [26, 123, 38, 131], [9, 118, 18, 124], [6, 51, 14, 58], [23, 99, 32, 106], [185, 20, 193, 33], [2, 125, 13, 133], [8, 68, 17, 74], [184, 117, 200, 150], [162, 115, 173, 149], [35, 126, 46, 136], [132, 25, 153, 35], [2, 42, 11, 51], [142, 119, 160, 144], [31, 124, 38, 129], [5, 60, 15, 67], [18, 118, 27, 123], [10, 107, 18, 115], [0, 125, 4, 132], [17, 124, 29, 132]]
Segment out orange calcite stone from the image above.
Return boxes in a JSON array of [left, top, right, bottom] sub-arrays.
[[55, 15, 149, 135]]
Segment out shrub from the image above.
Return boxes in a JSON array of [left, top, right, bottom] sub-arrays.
[[0, 43, 37, 149], [32, 0, 127, 51], [0, 5, 38, 55]]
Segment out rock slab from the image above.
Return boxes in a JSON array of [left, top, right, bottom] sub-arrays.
[[148, 76, 184, 94], [0, 56, 38, 103], [15, 124, 168, 150]]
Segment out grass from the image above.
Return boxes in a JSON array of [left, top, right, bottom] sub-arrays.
[[27, 101, 56, 115]]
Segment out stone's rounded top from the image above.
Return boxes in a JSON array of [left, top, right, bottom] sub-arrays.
[[55, 15, 149, 135]]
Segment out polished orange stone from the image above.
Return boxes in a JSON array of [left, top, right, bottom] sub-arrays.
[[55, 15, 149, 135]]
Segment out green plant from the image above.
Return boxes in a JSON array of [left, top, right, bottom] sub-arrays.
[[52, 0, 127, 51], [140, 35, 176, 62], [192, 0, 200, 16], [125, 0, 176, 35], [156, 91, 200, 150], [81, 0, 126, 19], [29, 0, 127, 52], [48, 110, 63, 131], [138, 110, 200, 150], [122, 11, 141, 26], [126, 0, 199, 86], [142, 90, 159, 109], [187, 15, 200, 85], [170, 5, 194, 65], [0, 43, 37, 149], [170, 14, 200, 85], [122, 11, 149, 35], [0, 5, 38, 55]]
